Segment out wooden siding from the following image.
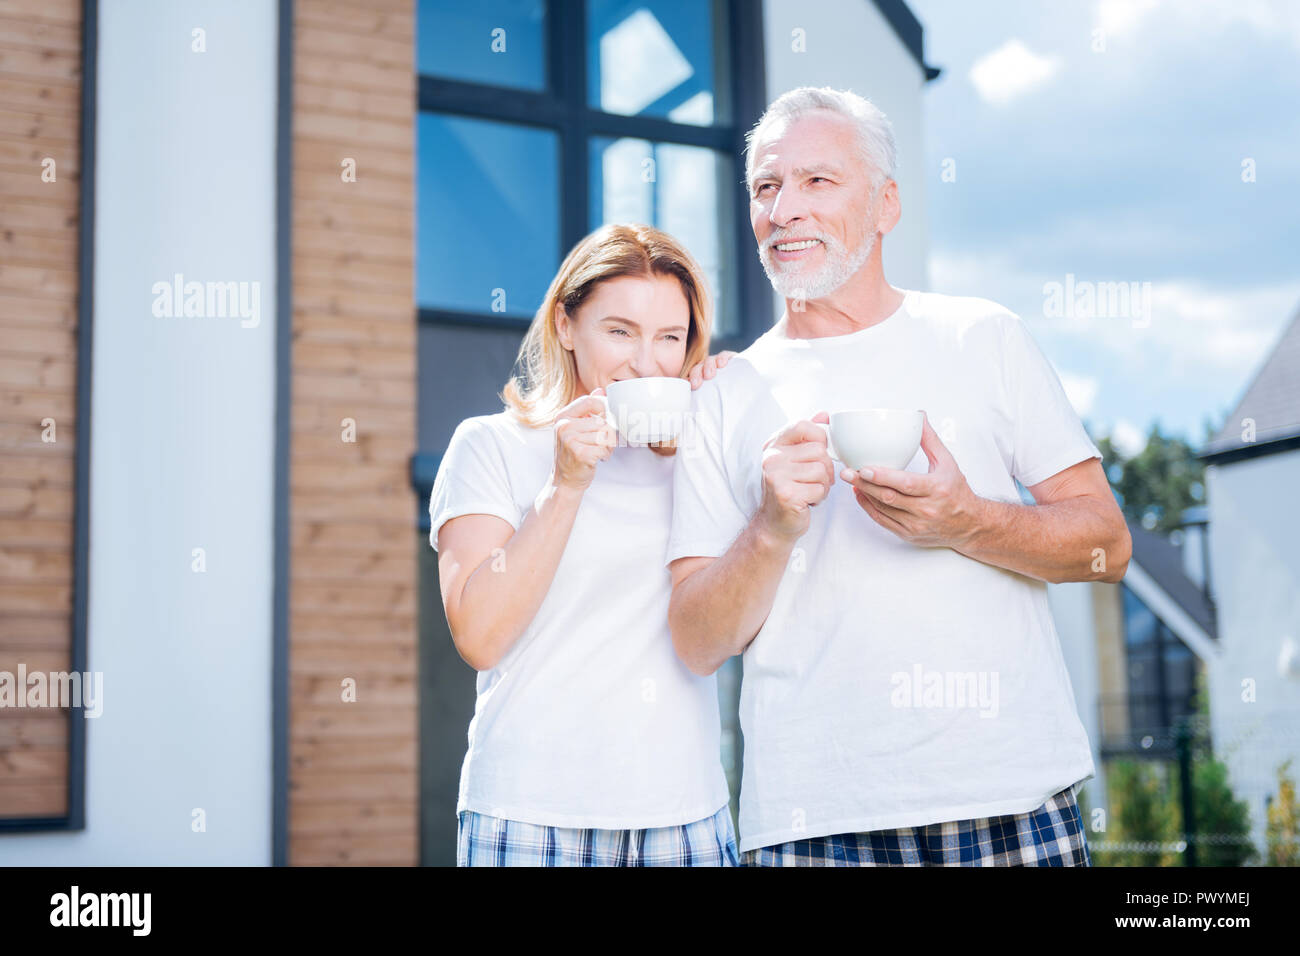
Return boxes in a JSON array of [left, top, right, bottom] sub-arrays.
[[0, 0, 83, 821], [289, 0, 419, 865]]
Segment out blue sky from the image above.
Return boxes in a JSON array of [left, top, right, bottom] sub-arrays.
[[907, 0, 1300, 455]]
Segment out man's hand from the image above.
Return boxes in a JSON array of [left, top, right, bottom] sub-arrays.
[[755, 411, 836, 542], [685, 350, 737, 389], [841, 411, 984, 548]]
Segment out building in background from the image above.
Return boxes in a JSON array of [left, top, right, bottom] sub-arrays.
[[1200, 303, 1300, 855], [1049, 303, 1300, 859], [0, 0, 937, 864]]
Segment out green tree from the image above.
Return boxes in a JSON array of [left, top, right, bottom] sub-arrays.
[[1100, 759, 1181, 866], [1266, 760, 1299, 866], [1183, 753, 1259, 865], [1093, 422, 1207, 533]]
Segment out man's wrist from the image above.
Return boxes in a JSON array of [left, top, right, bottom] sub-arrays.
[[955, 493, 994, 554]]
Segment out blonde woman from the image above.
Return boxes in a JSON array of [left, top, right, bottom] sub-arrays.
[[430, 223, 738, 866]]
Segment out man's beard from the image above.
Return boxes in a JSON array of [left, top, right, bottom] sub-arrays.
[[760, 184, 880, 302], [760, 226, 876, 302]]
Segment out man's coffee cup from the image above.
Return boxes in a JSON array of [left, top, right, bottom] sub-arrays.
[[596, 376, 691, 444], [815, 408, 924, 471]]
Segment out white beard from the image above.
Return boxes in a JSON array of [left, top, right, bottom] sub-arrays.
[[761, 227, 876, 301]]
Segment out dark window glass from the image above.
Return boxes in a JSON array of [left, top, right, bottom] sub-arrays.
[[417, 113, 560, 317], [418, 0, 547, 91], [586, 0, 726, 126], [589, 135, 738, 337], [1122, 586, 1157, 647]]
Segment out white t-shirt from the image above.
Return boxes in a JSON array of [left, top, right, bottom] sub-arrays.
[[429, 410, 731, 830], [667, 289, 1100, 853]]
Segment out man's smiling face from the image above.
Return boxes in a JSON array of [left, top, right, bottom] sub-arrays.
[[748, 110, 883, 301]]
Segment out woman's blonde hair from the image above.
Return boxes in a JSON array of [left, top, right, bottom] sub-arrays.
[[501, 223, 713, 457]]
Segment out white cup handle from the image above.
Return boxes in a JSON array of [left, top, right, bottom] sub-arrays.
[[590, 393, 617, 431], [813, 421, 840, 462]]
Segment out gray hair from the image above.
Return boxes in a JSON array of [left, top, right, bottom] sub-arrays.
[[744, 87, 898, 190]]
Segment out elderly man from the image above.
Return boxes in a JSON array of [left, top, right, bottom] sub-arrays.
[[666, 87, 1131, 866]]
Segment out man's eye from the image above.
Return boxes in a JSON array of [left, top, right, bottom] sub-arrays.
[[755, 183, 775, 196], [811, 177, 829, 184]]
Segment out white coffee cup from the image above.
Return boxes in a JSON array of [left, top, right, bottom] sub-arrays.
[[597, 376, 691, 443], [816, 408, 924, 471]]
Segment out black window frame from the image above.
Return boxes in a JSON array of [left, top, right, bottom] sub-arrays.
[[415, 0, 771, 353], [1119, 584, 1201, 743]]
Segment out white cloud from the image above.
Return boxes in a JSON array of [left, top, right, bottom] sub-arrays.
[[1096, 0, 1161, 39], [969, 39, 1062, 106], [1060, 372, 1099, 417], [1094, 0, 1300, 51], [1109, 418, 1148, 458]]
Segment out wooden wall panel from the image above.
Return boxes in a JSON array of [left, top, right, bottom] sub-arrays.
[[0, 0, 82, 822], [289, 0, 418, 865]]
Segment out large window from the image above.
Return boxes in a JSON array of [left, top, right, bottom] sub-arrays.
[[416, 0, 767, 343], [1121, 585, 1200, 742]]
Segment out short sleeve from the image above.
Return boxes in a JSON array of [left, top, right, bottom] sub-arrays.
[[1000, 314, 1102, 488], [665, 379, 751, 565], [428, 418, 521, 551]]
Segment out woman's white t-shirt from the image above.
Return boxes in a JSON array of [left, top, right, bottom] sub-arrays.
[[429, 410, 731, 830]]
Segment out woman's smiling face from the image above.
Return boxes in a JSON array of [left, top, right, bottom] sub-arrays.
[[557, 273, 692, 394]]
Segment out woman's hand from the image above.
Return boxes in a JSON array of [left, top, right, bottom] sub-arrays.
[[552, 387, 618, 492], [686, 350, 737, 390]]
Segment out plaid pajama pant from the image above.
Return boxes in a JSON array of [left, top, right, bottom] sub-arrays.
[[742, 785, 1091, 866], [457, 802, 740, 867]]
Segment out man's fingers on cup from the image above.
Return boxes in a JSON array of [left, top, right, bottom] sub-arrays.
[[856, 488, 908, 535], [861, 465, 923, 495]]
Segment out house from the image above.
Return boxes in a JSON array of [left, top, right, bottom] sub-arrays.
[[1050, 303, 1300, 859], [1199, 302, 1300, 856], [1049, 515, 1219, 838], [0, 0, 939, 864]]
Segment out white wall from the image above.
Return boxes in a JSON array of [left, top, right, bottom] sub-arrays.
[[1204, 452, 1300, 858], [2, 0, 279, 863], [762, 0, 931, 295]]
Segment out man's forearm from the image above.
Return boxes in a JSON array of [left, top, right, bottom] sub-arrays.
[[669, 519, 796, 676], [956, 495, 1131, 584]]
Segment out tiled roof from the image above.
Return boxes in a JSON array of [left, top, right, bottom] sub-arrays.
[[1126, 519, 1217, 639], [1204, 303, 1300, 456]]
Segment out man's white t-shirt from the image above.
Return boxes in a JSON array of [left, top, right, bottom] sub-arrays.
[[429, 411, 731, 830], [667, 289, 1100, 854]]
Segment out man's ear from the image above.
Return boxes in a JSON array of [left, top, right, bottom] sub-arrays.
[[875, 178, 902, 236]]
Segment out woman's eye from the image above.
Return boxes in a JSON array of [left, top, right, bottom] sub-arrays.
[[665, 334, 681, 342], [610, 328, 629, 336]]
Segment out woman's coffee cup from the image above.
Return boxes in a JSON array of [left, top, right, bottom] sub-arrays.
[[596, 376, 691, 444], [815, 408, 924, 471]]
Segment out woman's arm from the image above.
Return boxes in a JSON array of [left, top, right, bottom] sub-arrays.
[[437, 480, 586, 671], [437, 393, 616, 671]]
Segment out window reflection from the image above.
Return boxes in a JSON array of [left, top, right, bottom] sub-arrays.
[[418, 0, 548, 91], [587, 0, 725, 126], [417, 114, 559, 317], [590, 136, 737, 337]]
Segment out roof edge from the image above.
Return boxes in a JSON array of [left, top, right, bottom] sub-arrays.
[[870, 0, 943, 82]]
